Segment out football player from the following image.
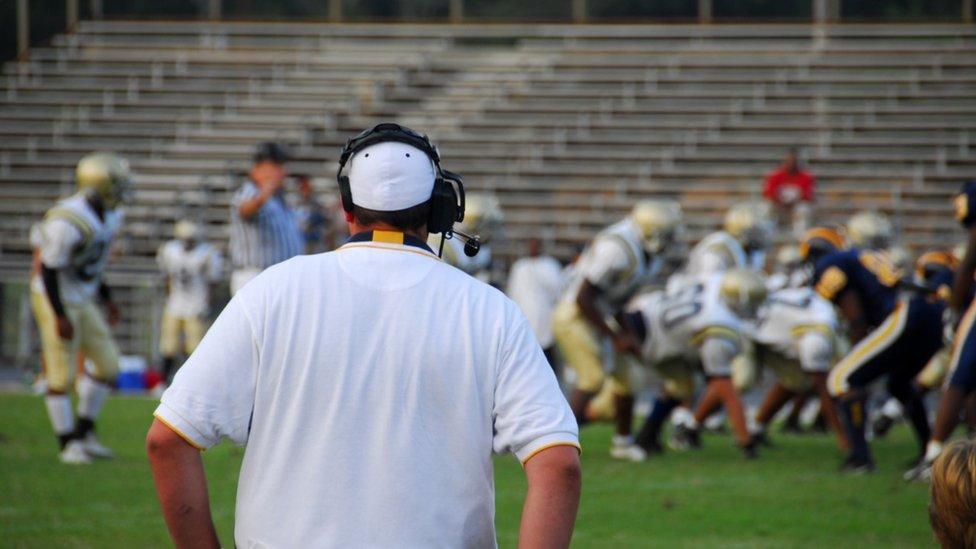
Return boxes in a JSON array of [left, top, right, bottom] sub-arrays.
[[430, 192, 502, 283], [748, 283, 847, 451], [156, 219, 222, 386], [552, 200, 682, 458], [906, 181, 976, 481], [808, 226, 945, 473], [29, 152, 131, 464], [682, 201, 773, 280], [629, 269, 767, 459]]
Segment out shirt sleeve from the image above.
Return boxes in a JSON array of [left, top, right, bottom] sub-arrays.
[[492, 306, 580, 464], [813, 257, 848, 303], [578, 238, 631, 292], [154, 294, 260, 449], [801, 172, 815, 201], [208, 249, 223, 281], [38, 218, 83, 269], [232, 183, 261, 221]]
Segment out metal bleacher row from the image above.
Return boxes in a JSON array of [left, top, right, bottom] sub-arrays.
[[0, 20, 974, 358]]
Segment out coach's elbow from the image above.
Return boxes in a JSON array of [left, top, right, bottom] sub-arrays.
[[146, 419, 190, 460]]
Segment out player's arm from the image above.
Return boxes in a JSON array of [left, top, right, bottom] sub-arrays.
[[40, 263, 73, 340], [951, 223, 976, 315], [519, 445, 581, 549], [146, 419, 220, 549], [576, 281, 638, 355], [237, 180, 280, 219]]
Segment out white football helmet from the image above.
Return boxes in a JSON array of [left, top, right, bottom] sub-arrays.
[[174, 219, 200, 242], [719, 268, 768, 320], [724, 201, 773, 251], [631, 199, 683, 254]]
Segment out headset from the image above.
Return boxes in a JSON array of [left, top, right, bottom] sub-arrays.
[[336, 123, 480, 257]]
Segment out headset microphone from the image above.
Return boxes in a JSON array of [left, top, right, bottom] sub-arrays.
[[452, 229, 481, 257]]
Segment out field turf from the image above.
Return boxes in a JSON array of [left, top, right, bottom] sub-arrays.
[[0, 392, 936, 547]]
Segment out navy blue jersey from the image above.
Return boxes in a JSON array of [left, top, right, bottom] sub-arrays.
[[813, 249, 900, 327]]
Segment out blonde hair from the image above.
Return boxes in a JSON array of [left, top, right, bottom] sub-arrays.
[[930, 440, 976, 548]]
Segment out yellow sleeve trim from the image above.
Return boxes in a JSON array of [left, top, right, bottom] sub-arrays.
[[153, 412, 205, 451], [692, 326, 740, 346], [520, 441, 582, 467]]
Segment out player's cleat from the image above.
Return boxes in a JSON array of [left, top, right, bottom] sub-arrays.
[[839, 455, 876, 475], [59, 440, 92, 465], [81, 432, 115, 459], [748, 431, 774, 449], [741, 440, 760, 460], [903, 460, 933, 482], [609, 435, 637, 460], [615, 444, 650, 463], [669, 424, 702, 451], [871, 415, 895, 439]]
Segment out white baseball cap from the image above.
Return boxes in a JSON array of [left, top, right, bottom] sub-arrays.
[[347, 141, 435, 212]]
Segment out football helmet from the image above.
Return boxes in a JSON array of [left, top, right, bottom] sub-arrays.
[[846, 211, 893, 250], [631, 199, 683, 254], [915, 250, 959, 283], [724, 201, 773, 251], [886, 246, 911, 274], [174, 219, 201, 242], [76, 152, 132, 209], [798, 227, 845, 262], [719, 268, 768, 320]]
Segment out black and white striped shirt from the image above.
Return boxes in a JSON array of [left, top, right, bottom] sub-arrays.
[[230, 181, 303, 269]]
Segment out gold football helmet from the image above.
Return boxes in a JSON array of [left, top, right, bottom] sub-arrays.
[[915, 250, 958, 283], [798, 227, 846, 262], [76, 152, 132, 209], [631, 199, 683, 254], [174, 219, 200, 242], [724, 201, 773, 251], [846, 211, 893, 250], [719, 268, 768, 320]]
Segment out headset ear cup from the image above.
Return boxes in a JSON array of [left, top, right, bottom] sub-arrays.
[[338, 175, 354, 213], [427, 178, 458, 234]]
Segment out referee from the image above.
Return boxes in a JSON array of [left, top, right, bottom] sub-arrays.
[[229, 142, 303, 294], [147, 124, 581, 548]]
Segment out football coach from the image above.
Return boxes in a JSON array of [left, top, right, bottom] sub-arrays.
[[147, 123, 581, 548]]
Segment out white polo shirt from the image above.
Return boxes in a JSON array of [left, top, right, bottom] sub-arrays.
[[155, 230, 579, 548]]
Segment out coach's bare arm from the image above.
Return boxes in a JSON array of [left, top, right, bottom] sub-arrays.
[[146, 419, 220, 549], [519, 445, 582, 549]]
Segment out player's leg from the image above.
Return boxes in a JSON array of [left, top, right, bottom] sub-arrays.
[[828, 302, 910, 472], [30, 290, 88, 463], [636, 365, 695, 455], [552, 302, 603, 426], [751, 383, 795, 444], [159, 312, 180, 383], [75, 301, 121, 459]]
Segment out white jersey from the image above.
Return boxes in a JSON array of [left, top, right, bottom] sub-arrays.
[[754, 287, 837, 368], [561, 218, 649, 314], [506, 255, 565, 348], [630, 275, 744, 367], [32, 193, 123, 304], [157, 240, 223, 317], [155, 233, 577, 548]]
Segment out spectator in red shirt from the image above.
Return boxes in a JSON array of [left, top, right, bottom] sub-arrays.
[[763, 148, 815, 236]]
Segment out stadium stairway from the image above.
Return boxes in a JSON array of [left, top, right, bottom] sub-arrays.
[[0, 21, 973, 359]]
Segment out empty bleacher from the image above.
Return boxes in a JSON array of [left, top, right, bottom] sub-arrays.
[[1, 21, 973, 358]]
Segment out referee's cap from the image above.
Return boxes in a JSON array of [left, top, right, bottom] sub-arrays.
[[253, 141, 290, 164], [348, 141, 435, 212]]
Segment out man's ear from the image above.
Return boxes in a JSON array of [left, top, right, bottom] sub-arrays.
[[344, 211, 355, 223]]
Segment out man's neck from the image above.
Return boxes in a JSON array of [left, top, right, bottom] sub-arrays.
[[85, 195, 106, 221]]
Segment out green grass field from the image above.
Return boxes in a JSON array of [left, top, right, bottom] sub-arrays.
[[0, 392, 936, 548]]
